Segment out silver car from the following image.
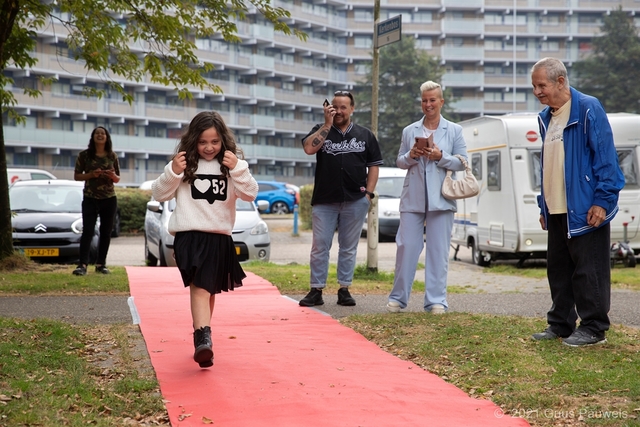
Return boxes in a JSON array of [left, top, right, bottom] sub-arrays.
[[144, 198, 271, 266]]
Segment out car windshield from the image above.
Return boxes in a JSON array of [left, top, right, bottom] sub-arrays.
[[376, 177, 404, 198], [9, 185, 83, 213], [236, 199, 254, 211]]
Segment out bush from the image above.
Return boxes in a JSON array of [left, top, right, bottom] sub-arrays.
[[298, 184, 313, 230], [114, 188, 152, 234]]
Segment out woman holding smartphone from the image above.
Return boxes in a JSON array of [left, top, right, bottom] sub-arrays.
[[386, 81, 469, 314], [72, 126, 120, 276]]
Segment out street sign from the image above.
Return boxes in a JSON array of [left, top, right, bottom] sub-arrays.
[[376, 15, 402, 49]]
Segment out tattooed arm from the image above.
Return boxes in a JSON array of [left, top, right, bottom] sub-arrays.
[[303, 102, 335, 155], [303, 124, 331, 155]]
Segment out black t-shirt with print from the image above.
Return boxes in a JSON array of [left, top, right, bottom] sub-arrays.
[[302, 122, 384, 205]]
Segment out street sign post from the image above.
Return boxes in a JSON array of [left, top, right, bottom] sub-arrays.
[[375, 15, 402, 49]]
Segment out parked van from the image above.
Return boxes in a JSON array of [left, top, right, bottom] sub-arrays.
[[7, 168, 57, 184], [451, 112, 640, 266]]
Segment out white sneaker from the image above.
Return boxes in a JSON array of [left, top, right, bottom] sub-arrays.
[[386, 301, 402, 313], [430, 304, 446, 314]]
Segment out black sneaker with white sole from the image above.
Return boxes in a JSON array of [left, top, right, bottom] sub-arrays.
[[562, 330, 606, 347]]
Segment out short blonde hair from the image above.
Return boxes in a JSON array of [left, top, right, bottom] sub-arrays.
[[420, 81, 443, 98]]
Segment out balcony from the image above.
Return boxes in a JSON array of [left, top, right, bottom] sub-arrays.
[[442, 71, 485, 88]]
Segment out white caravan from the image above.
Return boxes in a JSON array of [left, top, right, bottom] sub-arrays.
[[451, 112, 640, 267]]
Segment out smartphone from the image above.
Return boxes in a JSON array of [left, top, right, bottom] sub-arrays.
[[415, 136, 434, 149], [323, 99, 330, 107]]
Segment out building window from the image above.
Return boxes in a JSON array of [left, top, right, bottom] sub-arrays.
[[354, 35, 372, 49], [415, 37, 432, 49], [413, 11, 432, 23], [52, 150, 76, 168], [354, 9, 373, 22]]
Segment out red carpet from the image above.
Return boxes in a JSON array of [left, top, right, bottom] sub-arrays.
[[127, 266, 529, 427]]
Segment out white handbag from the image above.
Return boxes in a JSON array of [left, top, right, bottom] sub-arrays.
[[441, 154, 480, 200]]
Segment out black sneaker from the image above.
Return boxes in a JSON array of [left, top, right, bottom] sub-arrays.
[[337, 287, 356, 306], [95, 265, 110, 274], [72, 265, 87, 276], [299, 288, 324, 307], [562, 330, 606, 347], [531, 328, 560, 341]]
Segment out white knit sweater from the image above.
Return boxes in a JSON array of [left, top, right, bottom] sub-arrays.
[[152, 158, 258, 236]]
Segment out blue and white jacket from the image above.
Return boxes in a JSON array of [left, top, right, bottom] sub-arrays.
[[537, 87, 625, 237]]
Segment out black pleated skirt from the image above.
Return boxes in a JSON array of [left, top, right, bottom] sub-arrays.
[[173, 231, 245, 294]]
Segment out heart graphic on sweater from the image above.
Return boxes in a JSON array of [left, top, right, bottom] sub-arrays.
[[194, 179, 211, 194]]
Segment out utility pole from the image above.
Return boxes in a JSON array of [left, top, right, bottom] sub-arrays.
[[367, 0, 381, 272]]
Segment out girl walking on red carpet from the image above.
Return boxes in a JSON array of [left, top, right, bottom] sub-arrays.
[[152, 111, 259, 368]]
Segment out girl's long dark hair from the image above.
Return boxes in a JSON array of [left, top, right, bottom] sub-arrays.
[[87, 126, 114, 158], [176, 111, 243, 183]]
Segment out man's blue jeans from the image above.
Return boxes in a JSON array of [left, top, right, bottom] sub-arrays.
[[309, 197, 370, 288]]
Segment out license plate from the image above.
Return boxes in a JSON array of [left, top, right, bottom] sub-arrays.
[[24, 248, 60, 257], [235, 246, 240, 255]]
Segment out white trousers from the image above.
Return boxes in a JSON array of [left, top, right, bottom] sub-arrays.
[[388, 210, 454, 311]]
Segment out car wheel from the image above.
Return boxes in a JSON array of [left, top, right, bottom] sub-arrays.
[[471, 239, 491, 266], [624, 253, 636, 268], [271, 201, 289, 215], [145, 235, 158, 266], [111, 211, 121, 238]]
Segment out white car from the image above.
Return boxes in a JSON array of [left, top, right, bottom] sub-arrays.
[[362, 167, 407, 241], [7, 168, 57, 185], [144, 198, 271, 266]]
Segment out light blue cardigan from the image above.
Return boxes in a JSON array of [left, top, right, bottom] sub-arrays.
[[396, 115, 469, 212]]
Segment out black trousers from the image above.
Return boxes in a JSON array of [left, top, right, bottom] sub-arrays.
[[546, 214, 611, 337], [79, 196, 118, 266]]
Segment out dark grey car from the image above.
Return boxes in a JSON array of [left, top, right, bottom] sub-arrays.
[[9, 179, 99, 263]]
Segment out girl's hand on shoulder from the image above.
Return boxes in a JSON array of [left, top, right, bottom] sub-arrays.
[[172, 151, 187, 175], [222, 151, 238, 169]]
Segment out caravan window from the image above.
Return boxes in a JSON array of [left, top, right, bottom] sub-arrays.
[[531, 150, 542, 190], [471, 153, 482, 180], [487, 151, 501, 191], [618, 149, 638, 188]]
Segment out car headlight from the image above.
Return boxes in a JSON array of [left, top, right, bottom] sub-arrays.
[[250, 221, 269, 235], [71, 218, 83, 234]]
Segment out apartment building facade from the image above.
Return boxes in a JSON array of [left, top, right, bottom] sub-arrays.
[[3, 0, 638, 185]]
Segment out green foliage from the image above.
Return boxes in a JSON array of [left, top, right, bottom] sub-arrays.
[[573, 7, 640, 113], [114, 188, 152, 233], [298, 184, 314, 230], [352, 37, 453, 166]]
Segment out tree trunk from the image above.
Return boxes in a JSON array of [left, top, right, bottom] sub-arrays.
[[0, 122, 13, 260]]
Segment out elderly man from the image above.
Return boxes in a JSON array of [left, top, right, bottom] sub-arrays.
[[530, 57, 624, 347]]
